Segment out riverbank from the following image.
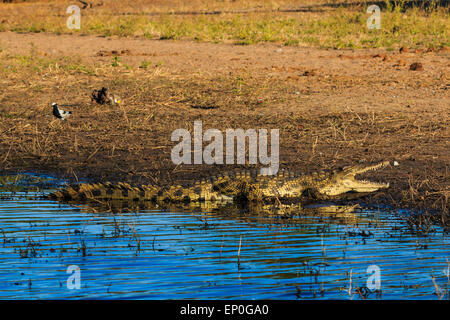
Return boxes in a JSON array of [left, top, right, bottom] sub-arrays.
[[0, 30, 448, 228]]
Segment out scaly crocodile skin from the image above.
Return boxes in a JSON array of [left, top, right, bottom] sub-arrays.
[[50, 162, 390, 203]]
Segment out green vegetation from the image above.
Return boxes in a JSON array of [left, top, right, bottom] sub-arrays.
[[111, 55, 121, 67], [140, 60, 152, 69], [0, 49, 96, 76], [0, 2, 448, 49]]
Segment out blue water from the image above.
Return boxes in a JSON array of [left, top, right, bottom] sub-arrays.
[[0, 190, 448, 299]]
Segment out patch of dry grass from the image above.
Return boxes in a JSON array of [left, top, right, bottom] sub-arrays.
[[0, 46, 448, 227]]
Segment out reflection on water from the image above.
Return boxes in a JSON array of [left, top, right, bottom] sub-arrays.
[[0, 189, 448, 299]]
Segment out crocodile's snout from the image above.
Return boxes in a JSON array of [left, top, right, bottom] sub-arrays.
[[320, 161, 390, 196]]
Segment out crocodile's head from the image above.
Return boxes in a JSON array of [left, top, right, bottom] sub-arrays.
[[319, 161, 390, 196]]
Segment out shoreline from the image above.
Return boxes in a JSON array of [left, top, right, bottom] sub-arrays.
[[0, 32, 448, 229]]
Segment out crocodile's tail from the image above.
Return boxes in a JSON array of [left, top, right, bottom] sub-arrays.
[[49, 181, 233, 203], [50, 182, 158, 201]]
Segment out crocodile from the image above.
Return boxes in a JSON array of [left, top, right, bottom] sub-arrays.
[[50, 161, 390, 204]]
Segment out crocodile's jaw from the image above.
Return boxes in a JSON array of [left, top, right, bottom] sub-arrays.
[[319, 161, 390, 196]]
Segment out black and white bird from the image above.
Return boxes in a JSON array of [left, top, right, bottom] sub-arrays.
[[52, 102, 72, 120]]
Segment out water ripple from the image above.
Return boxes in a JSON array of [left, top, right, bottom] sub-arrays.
[[0, 192, 448, 299]]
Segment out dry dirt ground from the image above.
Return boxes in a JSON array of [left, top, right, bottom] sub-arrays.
[[0, 31, 448, 226]]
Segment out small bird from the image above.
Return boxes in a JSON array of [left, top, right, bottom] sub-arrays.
[[52, 102, 72, 120], [108, 93, 121, 105], [91, 87, 121, 105]]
